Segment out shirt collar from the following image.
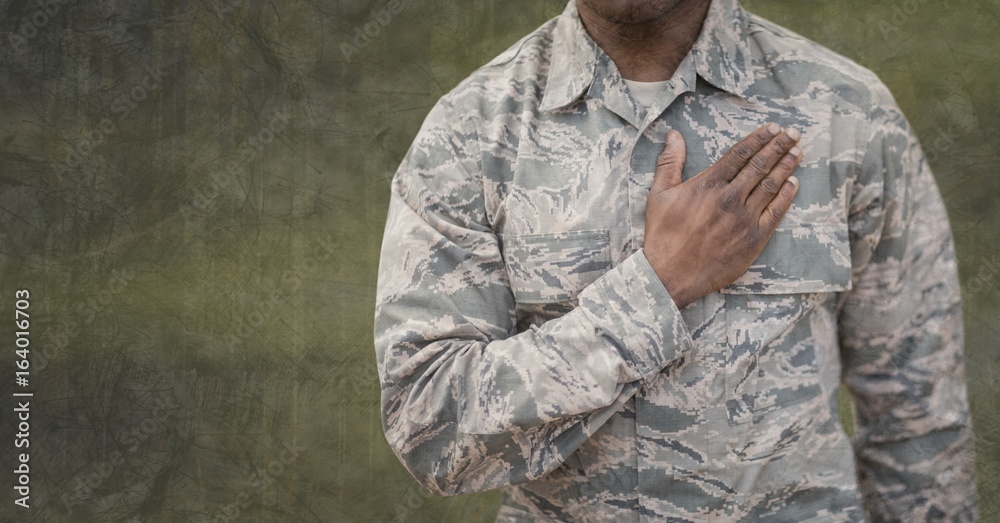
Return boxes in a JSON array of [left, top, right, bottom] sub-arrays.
[[539, 0, 754, 112]]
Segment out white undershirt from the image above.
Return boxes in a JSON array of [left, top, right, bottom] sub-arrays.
[[623, 79, 671, 108]]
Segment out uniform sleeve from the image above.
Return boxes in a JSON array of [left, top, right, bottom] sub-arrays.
[[374, 99, 695, 496], [838, 92, 978, 521]]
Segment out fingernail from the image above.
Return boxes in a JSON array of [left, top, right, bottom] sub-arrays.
[[766, 122, 780, 135], [789, 176, 798, 186], [665, 130, 676, 145], [789, 146, 802, 157], [786, 128, 801, 140]]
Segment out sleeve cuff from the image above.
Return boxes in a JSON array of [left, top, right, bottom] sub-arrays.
[[578, 249, 695, 387]]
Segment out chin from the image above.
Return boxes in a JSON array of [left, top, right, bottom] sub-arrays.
[[579, 0, 690, 25]]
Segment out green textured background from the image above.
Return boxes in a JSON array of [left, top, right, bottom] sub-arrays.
[[0, 0, 996, 521]]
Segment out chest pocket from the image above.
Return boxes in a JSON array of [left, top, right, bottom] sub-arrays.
[[502, 229, 613, 328], [721, 222, 851, 426]]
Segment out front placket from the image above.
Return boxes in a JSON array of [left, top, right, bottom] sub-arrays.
[[626, 78, 737, 521]]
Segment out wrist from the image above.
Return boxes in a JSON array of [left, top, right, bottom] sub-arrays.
[[642, 251, 695, 309], [665, 282, 694, 310]]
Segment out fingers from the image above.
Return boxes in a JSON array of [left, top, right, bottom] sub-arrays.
[[746, 144, 802, 211], [757, 175, 799, 230], [731, 127, 801, 197], [708, 123, 781, 183], [651, 130, 686, 193]]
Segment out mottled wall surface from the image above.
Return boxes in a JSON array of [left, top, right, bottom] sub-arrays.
[[0, 0, 995, 521]]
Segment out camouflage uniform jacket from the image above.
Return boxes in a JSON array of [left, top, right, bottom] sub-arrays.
[[374, 0, 977, 520]]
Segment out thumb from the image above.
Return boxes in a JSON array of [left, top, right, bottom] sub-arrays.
[[652, 130, 686, 193]]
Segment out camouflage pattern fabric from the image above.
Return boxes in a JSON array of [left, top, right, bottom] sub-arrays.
[[374, 0, 978, 520]]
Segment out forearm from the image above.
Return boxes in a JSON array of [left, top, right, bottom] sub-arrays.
[[841, 255, 975, 520], [377, 240, 694, 495]]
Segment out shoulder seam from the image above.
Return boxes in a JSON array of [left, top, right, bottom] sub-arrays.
[[481, 33, 545, 70]]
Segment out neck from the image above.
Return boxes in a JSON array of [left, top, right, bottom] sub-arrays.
[[576, 0, 711, 82]]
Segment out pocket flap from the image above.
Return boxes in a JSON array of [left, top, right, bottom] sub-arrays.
[[720, 222, 852, 294], [503, 229, 612, 303]]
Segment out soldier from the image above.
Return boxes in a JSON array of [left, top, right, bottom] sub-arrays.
[[374, 0, 978, 521]]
